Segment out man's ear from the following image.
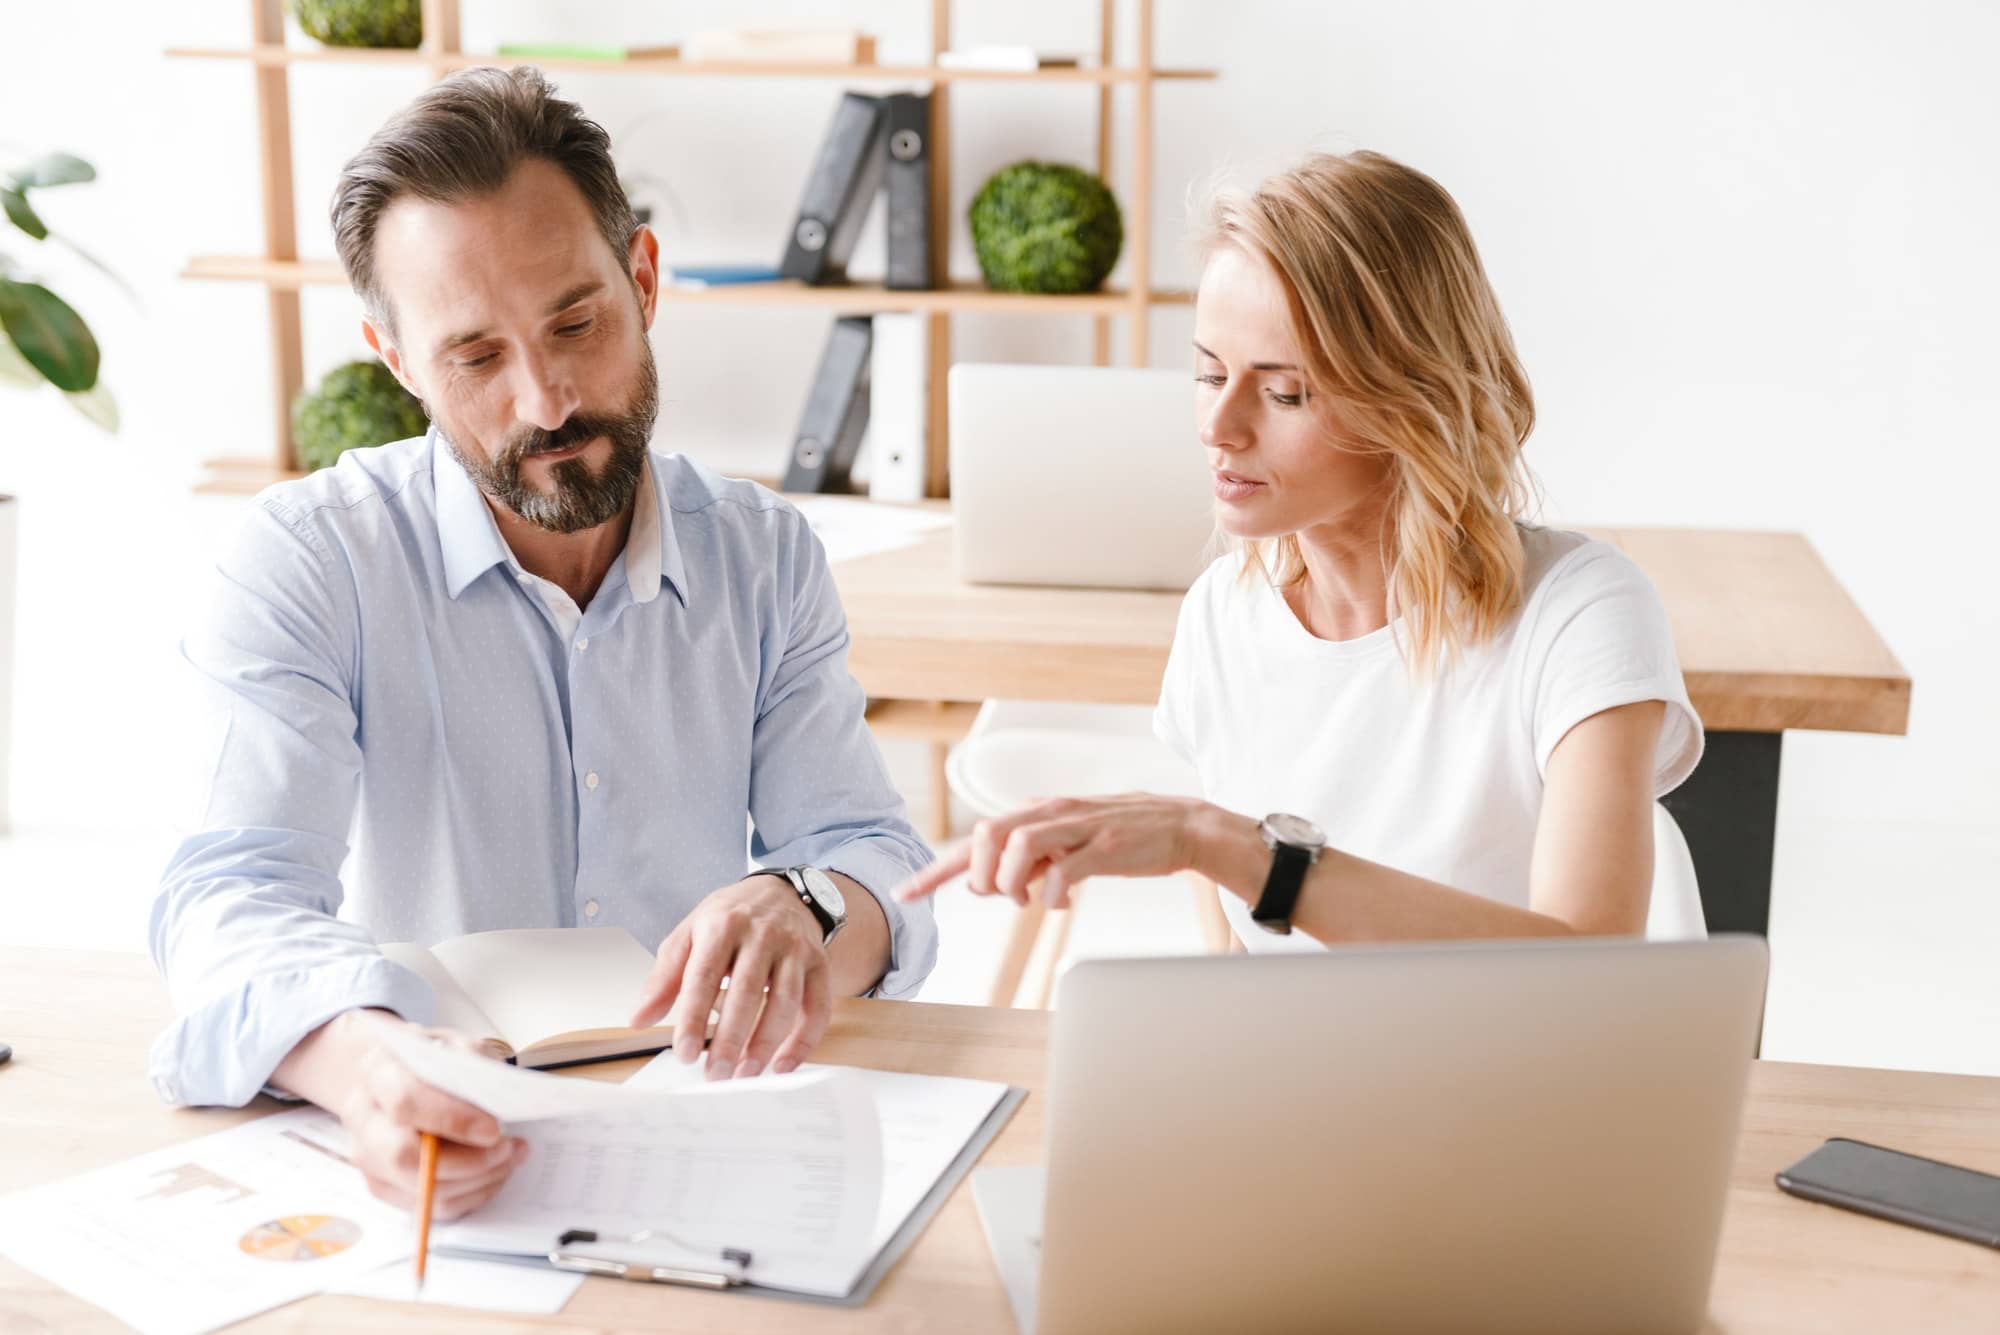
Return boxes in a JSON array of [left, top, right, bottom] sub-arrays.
[[361, 317, 421, 399], [628, 224, 662, 330]]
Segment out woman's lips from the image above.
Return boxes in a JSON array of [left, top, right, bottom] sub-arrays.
[[1213, 470, 1266, 502]]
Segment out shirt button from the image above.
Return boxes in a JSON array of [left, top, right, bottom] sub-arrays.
[[575, 638, 588, 652], [583, 899, 600, 919], [585, 771, 600, 791]]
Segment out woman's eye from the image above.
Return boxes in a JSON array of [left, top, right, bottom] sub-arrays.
[[1195, 373, 1225, 386], [1267, 390, 1303, 407]]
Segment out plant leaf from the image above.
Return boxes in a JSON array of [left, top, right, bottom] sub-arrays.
[[66, 377, 119, 432], [0, 324, 41, 385], [0, 278, 98, 391], [10, 152, 95, 189], [1, 188, 47, 240]]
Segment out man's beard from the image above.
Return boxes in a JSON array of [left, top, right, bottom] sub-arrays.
[[436, 353, 659, 535]]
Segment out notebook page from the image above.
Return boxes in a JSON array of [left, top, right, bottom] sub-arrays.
[[378, 941, 504, 1047], [427, 927, 658, 1052]]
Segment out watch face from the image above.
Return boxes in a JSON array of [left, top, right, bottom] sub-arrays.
[[1263, 812, 1325, 849], [801, 866, 846, 920]]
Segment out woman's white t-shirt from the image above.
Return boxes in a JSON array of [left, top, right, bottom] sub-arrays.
[[1153, 525, 1704, 952]]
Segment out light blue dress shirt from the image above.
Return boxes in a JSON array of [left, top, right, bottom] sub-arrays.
[[149, 431, 937, 1107]]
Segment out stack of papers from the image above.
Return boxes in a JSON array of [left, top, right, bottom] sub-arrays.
[[0, 1030, 1019, 1330]]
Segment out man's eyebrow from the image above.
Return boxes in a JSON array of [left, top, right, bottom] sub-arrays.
[[544, 280, 605, 317], [431, 281, 608, 359], [1191, 339, 1298, 372]]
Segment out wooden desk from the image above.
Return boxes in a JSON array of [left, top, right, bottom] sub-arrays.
[[4, 949, 1996, 1333], [833, 525, 1911, 936]]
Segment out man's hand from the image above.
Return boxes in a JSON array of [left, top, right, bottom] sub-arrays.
[[630, 875, 832, 1081], [274, 1010, 528, 1220]]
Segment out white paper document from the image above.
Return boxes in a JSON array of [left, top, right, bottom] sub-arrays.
[[385, 1028, 888, 1297], [630, 1052, 1012, 1270], [791, 495, 952, 565], [0, 1109, 409, 1335], [326, 1254, 584, 1313]]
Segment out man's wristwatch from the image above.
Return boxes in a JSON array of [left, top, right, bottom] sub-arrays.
[[1250, 813, 1326, 935], [767, 865, 848, 945]]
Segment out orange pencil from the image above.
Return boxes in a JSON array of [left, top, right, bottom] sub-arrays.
[[413, 1131, 439, 1291]]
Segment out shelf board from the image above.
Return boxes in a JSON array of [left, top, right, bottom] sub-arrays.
[[165, 44, 1217, 83], [194, 457, 306, 495], [181, 258, 1193, 311]]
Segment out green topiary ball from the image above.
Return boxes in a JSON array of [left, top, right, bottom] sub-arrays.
[[968, 161, 1125, 295], [291, 0, 422, 49], [292, 360, 428, 472]]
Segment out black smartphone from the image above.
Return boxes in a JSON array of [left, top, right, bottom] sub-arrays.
[[1776, 1137, 2000, 1248]]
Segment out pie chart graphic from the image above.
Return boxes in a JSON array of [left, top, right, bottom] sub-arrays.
[[237, 1214, 362, 1261]]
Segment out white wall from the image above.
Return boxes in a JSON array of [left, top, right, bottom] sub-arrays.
[[3, 1, 1995, 1072]]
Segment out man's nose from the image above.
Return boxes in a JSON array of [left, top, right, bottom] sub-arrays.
[[511, 350, 580, 432]]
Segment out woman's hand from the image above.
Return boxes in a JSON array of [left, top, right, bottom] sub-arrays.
[[893, 794, 1217, 909]]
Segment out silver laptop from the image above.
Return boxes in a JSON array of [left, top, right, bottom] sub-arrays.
[[975, 937, 1769, 1335], [949, 363, 1215, 590]]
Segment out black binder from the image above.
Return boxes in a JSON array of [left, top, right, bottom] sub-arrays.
[[780, 93, 887, 286], [882, 92, 933, 290], [782, 316, 873, 493]]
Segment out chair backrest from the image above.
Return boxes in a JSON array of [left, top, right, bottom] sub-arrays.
[[1648, 801, 1708, 940]]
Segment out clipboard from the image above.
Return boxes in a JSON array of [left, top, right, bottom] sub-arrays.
[[435, 1084, 1027, 1307]]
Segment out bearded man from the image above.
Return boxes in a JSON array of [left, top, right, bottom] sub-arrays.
[[148, 65, 937, 1219]]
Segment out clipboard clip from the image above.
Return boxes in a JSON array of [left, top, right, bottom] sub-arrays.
[[548, 1227, 753, 1290]]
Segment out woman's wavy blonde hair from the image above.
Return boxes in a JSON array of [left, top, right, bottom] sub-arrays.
[[1198, 151, 1537, 676]]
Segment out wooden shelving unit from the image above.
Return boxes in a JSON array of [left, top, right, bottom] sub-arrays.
[[171, 0, 1214, 496]]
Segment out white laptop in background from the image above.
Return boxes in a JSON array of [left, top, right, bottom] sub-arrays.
[[949, 363, 1215, 590], [975, 937, 1770, 1335]]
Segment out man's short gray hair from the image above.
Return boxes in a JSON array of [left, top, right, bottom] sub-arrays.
[[330, 65, 636, 331]]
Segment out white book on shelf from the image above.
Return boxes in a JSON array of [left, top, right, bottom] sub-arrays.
[[865, 313, 929, 503], [684, 28, 876, 65], [937, 45, 1084, 72]]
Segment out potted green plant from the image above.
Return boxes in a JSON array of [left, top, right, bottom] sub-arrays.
[[293, 360, 428, 472], [968, 161, 1125, 295], [0, 148, 117, 834]]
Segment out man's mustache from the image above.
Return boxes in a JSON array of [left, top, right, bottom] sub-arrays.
[[501, 418, 617, 465]]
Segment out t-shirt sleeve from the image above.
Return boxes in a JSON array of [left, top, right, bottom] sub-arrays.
[[1523, 544, 1704, 796]]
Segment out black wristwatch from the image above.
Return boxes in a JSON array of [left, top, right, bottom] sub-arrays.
[[1250, 813, 1326, 935], [766, 865, 848, 945]]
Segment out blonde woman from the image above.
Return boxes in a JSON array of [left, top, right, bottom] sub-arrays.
[[896, 151, 1702, 947]]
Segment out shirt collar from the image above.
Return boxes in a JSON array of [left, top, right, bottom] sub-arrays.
[[433, 431, 687, 607], [435, 430, 513, 600]]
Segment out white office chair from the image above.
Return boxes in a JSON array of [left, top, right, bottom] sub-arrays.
[[1647, 801, 1708, 940], [946, 700, 1229, 1007]]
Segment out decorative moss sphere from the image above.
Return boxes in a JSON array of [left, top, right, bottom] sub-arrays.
[[292, 360, 428, 472], [291, 0, 422, 50], [968, 161, 1124, 295]]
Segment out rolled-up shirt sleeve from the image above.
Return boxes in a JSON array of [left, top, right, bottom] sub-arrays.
[[148, 498, 433, 1108], [746, 509, 938, 1000]]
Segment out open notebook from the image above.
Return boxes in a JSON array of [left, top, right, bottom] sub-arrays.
[[378, 926, 670, 1068]]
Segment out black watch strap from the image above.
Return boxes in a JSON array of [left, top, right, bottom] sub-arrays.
[[1251, 840, 1316, 935], [773, 867, 840, 942]]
